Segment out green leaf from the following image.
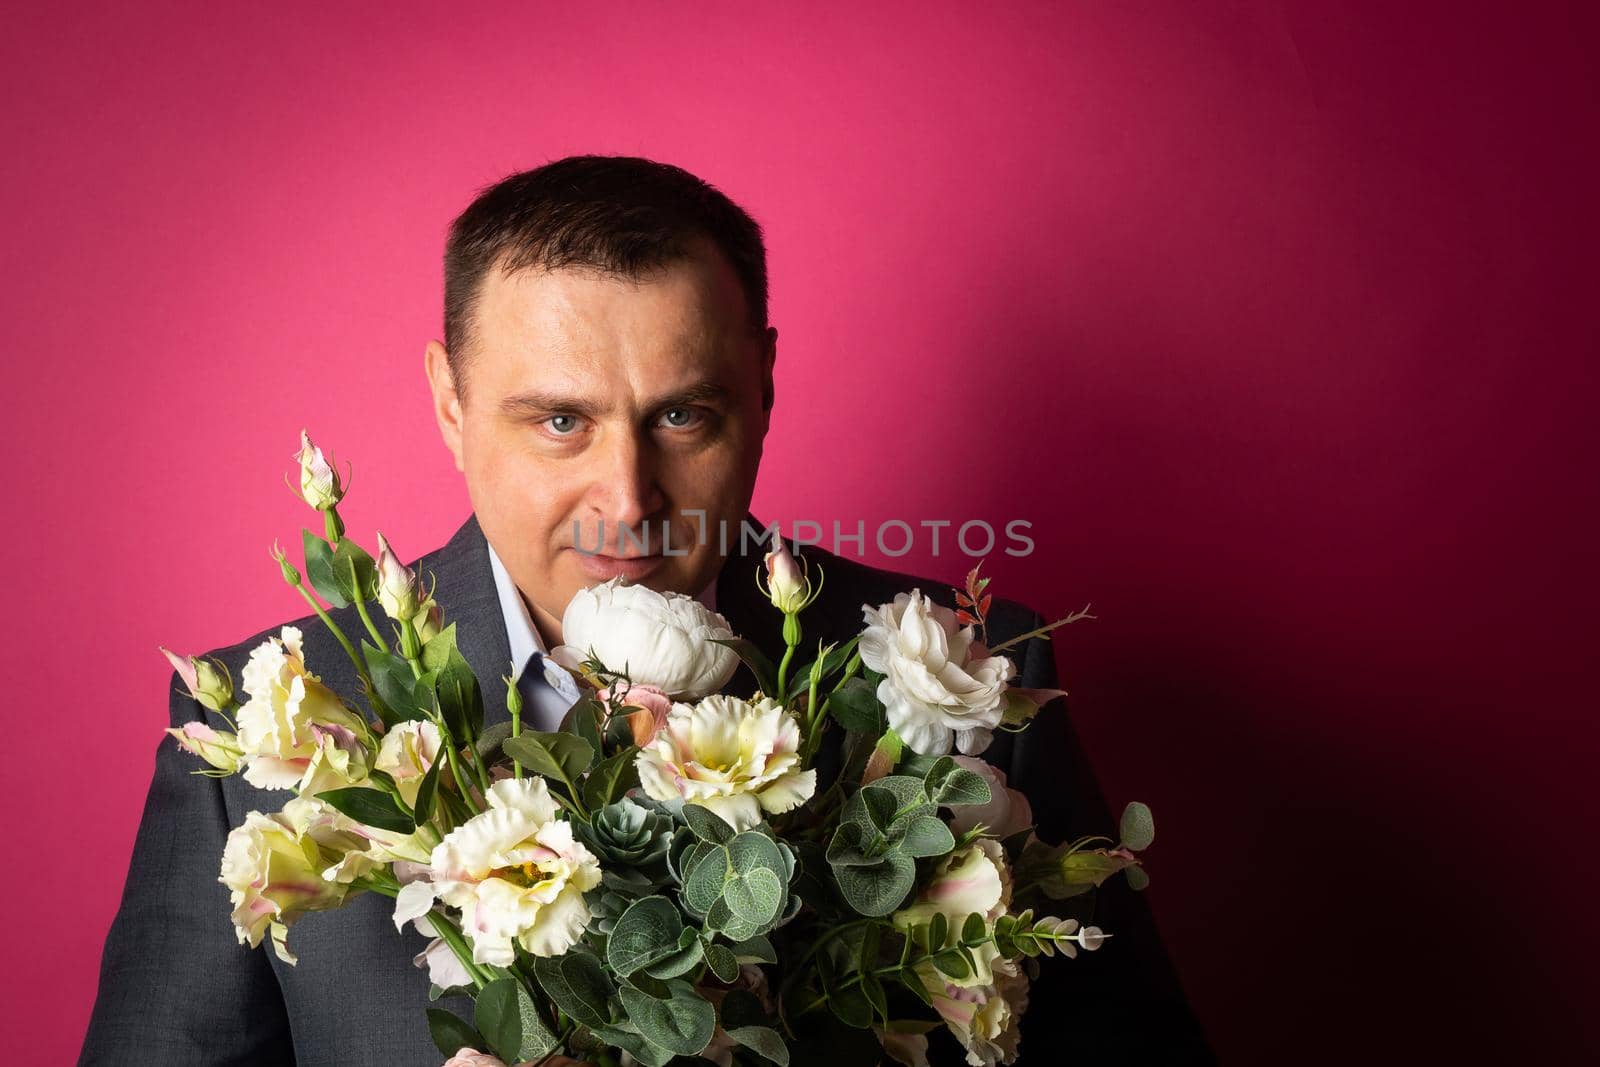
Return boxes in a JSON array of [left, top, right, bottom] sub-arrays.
[[728, 1025, 791, 1066], [607, 896, 685, 976], [709, 637, 779, 698], [1126, 865, 1151, 891], [432, 647, 484, 741], [532, 951, 615, 1028], [620, 979, 717, 1056], [331, 537, 378, 603], [704, 941, 740, 982], [730, 934, 777, 964], [833, 855, 916, 916], [925, 756, 992, 807], [474, 720, 514, 762], [367, 644, 428, 722], [927, 912, 948, 952], [961, 911, 987, 944], [592, 1023, 676, 1067], [561, 696, 605, 754], [1120, 801, 1156, 851], [827, 979, 873, 1029], [426, 1007, 483, 1058], [315, 786, 414, 834], [420, 622, 460, 670], [828, 677, 884, 734], [898, 816, 955, 859], [683, 802, 735, 844], [411, 752, 443, 824], [682, 847, 729, 916], [723, 867, 784, 925], [933, 949, 971, 981], [301, 529, 347, 607], [474, 976, 558, 1063], [583, 746, 641, 810], [785, 636, 861, 702], [859, 785, 900, 833], [503, 731, 595, 789], [643, 929, 704, 980]]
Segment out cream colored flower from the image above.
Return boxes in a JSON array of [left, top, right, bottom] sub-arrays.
[[893, 839, 1014, 988], [635, 694, 817, 831], [218, 796, 368, 964], [552, 578, 738, 699], [409, 777, 602, 965], [374, 719, 441, 807], [858, 591, 1016, 756], [945, 757, 1033, 839], [930, 966, 1030, 1067], [234, 626, 370, 792]]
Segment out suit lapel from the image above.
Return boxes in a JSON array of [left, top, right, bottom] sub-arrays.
[[414, 514, 516, 728]]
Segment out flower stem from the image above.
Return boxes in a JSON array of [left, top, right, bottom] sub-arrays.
[[292, 584, 372, 689], [352, 594, 389, 652], [428, 910, 491, 989]]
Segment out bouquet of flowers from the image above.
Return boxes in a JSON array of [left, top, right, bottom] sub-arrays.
[[161, 433, 1156, 1067]]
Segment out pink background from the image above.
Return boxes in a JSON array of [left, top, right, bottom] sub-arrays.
[[4, 2, 1594, 1061]]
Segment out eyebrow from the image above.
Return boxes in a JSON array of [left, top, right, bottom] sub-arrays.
[[498, 380, 732, 421]]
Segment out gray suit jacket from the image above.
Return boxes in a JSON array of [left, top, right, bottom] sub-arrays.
[[82, 513, 1211, 1065]]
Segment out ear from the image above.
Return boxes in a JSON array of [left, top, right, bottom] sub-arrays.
[[425, 340, 466, 473], [760, 325, 778, 419]]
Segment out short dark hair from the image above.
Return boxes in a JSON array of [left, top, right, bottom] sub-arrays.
[[442, 155, 770, 401]]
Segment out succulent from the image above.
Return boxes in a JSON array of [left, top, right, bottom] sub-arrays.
[[577, 798, 675, 871]]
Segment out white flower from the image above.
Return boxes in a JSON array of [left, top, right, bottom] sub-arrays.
[[930, 966, 1030, 1067], [374, 719, 441, 808], [295, 429, 342, 510], [945, 757, 1033, 839], [858, 590, 1016, 756], [412, 777, 602, 965], [374, 531, 421, 621], [234, 626, 370, 792], [636, 694, 817, 831], [552, 577, 738, 699], [218, 796, 367, 964]]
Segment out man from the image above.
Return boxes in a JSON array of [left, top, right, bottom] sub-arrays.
[[82, 156, 1212, 1064]]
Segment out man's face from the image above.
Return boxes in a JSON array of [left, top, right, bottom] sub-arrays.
[[425, 240, 776, 644]]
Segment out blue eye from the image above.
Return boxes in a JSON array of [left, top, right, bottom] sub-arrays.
[[546, 415, 581, 435], [660, 407, 700, 428]]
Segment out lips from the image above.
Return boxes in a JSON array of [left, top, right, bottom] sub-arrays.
[[574, 550, 667, 582]]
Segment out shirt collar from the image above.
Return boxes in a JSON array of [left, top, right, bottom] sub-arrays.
[[486, 541, 721, 675]]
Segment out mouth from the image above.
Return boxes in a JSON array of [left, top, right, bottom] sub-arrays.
[[572, 549, 668, 582]]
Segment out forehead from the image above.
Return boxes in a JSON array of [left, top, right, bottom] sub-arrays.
[[469, 242, 753, 383]]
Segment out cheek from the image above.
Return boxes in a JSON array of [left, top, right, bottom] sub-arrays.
[[461, 429, 572, 535]]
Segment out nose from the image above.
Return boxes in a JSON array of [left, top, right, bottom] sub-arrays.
[[586, 427, 666, 554]]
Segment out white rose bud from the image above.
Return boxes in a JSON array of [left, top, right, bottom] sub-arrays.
[[295, 429, 343, 510], [374, 532, 420, 621]]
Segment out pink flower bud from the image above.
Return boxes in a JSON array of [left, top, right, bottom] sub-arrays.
[[761, 539, 813, 614], [295, 429, 342, 510], [375, 531, 420, 621], [597, 681, 673, 746], [160, 647, 234, 711], [165, 720, 244, 773]]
